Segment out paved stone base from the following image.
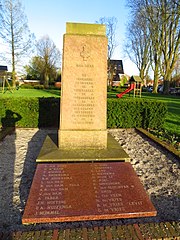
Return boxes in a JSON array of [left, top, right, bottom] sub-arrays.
[[4, 222, 179, 239], [37, 133, 130, 162]]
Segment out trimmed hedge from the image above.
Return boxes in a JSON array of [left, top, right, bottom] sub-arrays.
[[0, 98, 59, 128], [107, 99, 167, 129], [0, 97, 167, 129]]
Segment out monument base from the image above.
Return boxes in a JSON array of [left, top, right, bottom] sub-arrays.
[[36, 133, 130, 162], [58, 130, 107, 149], [22, 162, 157, 224]]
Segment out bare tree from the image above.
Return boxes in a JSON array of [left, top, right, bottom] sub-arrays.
[[126, 0, 162, 92], [0, 0, 34, 87], [173, 56, 180, 79], [159, 0, 180, 93], [126, 0, 180, 94], [36, 35, 61, 87], [124, 13, 151, 82], [96, 17, 118, 86], [172, 0, 180, 7], [143, 0, 180, 93], [145, 1, 163, 93], [96, 17, 118, 59]]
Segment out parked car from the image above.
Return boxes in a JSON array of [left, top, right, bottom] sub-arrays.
[[157, 85, 163, 92], [147, 86, 153, 92], [158, 86, 180, 95], [158, 86, 164, 93]]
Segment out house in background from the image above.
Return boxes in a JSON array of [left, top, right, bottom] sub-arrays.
[[108, 60, 124, 86], [0, 65, 8, 85], [0, 65, 14, 93]]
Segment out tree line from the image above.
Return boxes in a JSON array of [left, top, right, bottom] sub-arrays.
[[0, 0, 61, 88], [125, 0, 180, 93], [0, 0, 179, 93]]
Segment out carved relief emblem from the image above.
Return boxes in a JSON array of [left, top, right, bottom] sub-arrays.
[[80, 45, 90, 61]]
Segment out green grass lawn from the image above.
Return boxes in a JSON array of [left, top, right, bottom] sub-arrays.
[[0, 88, 60, 98], [142, 93, 180, 136], [108, 90, 180, 137]]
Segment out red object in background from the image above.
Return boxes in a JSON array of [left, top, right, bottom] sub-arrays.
[[116, 83, 135, 98], [55, 82, 61, 89]]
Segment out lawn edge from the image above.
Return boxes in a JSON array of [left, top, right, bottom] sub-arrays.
[[135, 128, 180, 159]]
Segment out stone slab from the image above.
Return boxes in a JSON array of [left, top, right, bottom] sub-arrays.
[[36, 133, 130, 162], [66, 22, 106, 35], [60, 34, 107, 131], [22, 162, 157, 224]]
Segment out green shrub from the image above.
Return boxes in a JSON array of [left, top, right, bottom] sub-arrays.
[[34, 85, 45, 90], [107, 99, 167, 129], [1, 98, 59, 128], [1, 98, 39, 127], [107, 99, 143, 128], [0, 98, 167, 129], [107, 86, 112, 92], [20, 84, 34, 89]]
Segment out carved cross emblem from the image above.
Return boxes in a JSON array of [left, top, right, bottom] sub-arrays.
[[80, 45, 90, 61]]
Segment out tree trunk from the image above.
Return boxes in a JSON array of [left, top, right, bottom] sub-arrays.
[[140, 68, 145, 84], [44, 72, 49, 88], [10, 6, 16, 88], [152, 64, 159, 93], [163, 80, 170, 94]]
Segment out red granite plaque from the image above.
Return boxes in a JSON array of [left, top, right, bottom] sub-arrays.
[[22, 162, 157, 224]]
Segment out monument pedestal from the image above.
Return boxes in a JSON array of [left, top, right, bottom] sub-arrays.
[[58, 129, 107, 149], [37, 133, 130, 162]]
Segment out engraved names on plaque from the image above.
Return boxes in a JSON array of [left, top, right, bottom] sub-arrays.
[[22, 162, 157, 224]]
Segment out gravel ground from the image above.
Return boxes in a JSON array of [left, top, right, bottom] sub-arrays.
[[0, 128, 179, 232]]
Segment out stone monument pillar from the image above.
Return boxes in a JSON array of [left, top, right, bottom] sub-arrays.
[[58, 22, 108, 149]]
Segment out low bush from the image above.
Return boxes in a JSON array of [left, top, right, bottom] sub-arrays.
[[34, 85, 45, 90], [1, 98, 59, 128], [107, 99, 167, 129], [0, 98, 167, 129], [149, 128, 180, 151], [20, 84, 34, 89], [107, 99, 143, 128]]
